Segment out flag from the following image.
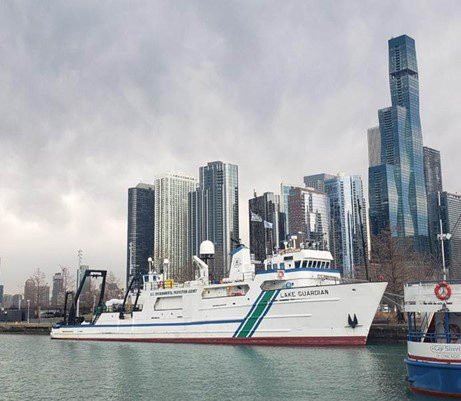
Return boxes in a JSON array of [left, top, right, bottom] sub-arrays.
[[250, 211, 263, 222], [264, 220, 273, 229]]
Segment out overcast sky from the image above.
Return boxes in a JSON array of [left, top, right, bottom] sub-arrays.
[[1, 1, 460, 293]]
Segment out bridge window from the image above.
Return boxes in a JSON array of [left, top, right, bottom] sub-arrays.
[[295, 261, 301, 268]]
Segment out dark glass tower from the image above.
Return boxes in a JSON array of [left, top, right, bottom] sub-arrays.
[[189, 162, 239, 281], [369, 35, 428, 252], [423, 147, 443, 257], [126, 183, 155, 285]]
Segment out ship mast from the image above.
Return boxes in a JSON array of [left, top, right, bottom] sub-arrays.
[[437, 191, 450, 281]]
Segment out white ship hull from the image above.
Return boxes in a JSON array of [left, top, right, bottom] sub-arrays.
[[52, 279, 386, 346]]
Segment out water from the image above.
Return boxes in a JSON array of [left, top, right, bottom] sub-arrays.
[[0, 335, 446, 401]]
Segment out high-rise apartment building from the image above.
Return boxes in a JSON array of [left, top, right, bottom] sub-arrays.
[[126, 183, 155, 284], [441, 192, 461, 279], [325, 174, 367, 278], [249, 192, 286, 263], [287, 186, 330, 250], [367, 127, 381, 167], [303, 173, 335, 193], [154, 172, 197, 278], [369, 35, 428, 252], [189, 161, 239, 281]]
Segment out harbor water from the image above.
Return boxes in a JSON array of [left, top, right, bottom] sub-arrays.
[[0, 335, 445, 401]]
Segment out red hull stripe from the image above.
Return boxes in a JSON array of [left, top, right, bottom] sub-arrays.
[[408, 354, 461, 364], [52, 336, 367, 346], [411, 386, 461, 399]]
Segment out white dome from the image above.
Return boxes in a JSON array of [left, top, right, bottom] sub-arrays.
[[200, 240, 215, 256]]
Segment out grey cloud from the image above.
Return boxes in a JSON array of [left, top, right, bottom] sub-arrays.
[[1, 0, 460, 291]]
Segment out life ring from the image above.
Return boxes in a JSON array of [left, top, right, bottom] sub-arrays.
[[277, 270, 285, 279], [434, 282, 451, 301]]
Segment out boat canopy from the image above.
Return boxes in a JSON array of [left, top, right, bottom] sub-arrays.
[[404, 281, 461, 313]]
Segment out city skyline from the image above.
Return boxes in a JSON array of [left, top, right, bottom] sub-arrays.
[[1, 2, 461, 292]]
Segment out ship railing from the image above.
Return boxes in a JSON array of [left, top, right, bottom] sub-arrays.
[[406, 279, 461, 286], [408, 330, 460, 343]]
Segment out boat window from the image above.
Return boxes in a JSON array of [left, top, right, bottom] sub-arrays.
[[301, 260, 307, 268], [154, 296, 183, 311], [307, 260, 313, 268], [313, 261, 318, 268], [319, 262, 324, 268], [294, 261, 301, 268], [326, 262, 330, 268], [273, 263, 278, 269], [202, 284, 250, 298], [279, 262, 285, 270]]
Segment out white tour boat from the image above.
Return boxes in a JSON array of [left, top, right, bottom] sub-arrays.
[[51, 241, 387, 346]]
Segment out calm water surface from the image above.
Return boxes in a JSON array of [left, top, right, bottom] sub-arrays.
[[0, 335, 446, 401]]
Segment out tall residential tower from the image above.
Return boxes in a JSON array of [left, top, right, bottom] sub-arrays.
[[369, 35, 428, 252], [154, 172, 197, 278]]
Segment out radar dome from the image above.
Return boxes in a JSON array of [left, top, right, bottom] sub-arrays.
[[200, 240, 215, 256]]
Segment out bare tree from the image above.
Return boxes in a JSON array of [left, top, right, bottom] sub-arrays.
[[371, 229, 434, 297], [60, 265, 75, 293], [29, 268, 47, 319]]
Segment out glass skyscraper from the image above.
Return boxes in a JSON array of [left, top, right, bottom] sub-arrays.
[[126, 183, 155, 285], [325, 174, 367, 278], [423, 147, 443, 257], [369, 35, 428, 251], [441, 192, 461, 279], [189, 161, 239, 281]]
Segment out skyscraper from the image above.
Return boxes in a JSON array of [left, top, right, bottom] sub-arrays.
[[440, 192, 461, 279], [126, 183, 155, 284], [154, 172, 197, 278], [423, 147, 443, 257], [303, 173, 335, 193], [249, 192, 286, 264], [423, 147, 443, 195], [325, 174, 367, 278], [51, 272, 64, 308], [280, 183, 296, 236], [367, 127, 381, 167], [287, 186, 330, 250], [369, 35, 428, 252], [189, 161, 239, 281]]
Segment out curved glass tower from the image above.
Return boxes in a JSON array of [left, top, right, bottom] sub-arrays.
[[370, 35, 428, 251]]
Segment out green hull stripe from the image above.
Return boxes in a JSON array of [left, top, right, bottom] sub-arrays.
[[236, 290, 275, 338]]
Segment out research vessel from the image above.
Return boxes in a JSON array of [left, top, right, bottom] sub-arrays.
[[51, 241, 386, 346]]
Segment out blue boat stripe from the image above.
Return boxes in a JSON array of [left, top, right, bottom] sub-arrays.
[[63, 318, 242, 329], [248, 290, 280, 337], [256, 267, 339, 275], [232, 291, 265, 337]]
